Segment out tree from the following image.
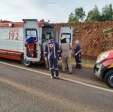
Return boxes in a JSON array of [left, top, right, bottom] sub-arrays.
[[68, 7, 85, 22], [68, 12, 78, 22], [68, 4, 113, 22], [101, 4, 113, 21], [86, 6, 101, 21], [75, 7, 85, 21]]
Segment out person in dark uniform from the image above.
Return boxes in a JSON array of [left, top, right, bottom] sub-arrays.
[[44, 38, 61, 79], [74, 40, 82, 69]]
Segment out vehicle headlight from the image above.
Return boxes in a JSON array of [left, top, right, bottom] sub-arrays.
[[96, 52, 109, 63]]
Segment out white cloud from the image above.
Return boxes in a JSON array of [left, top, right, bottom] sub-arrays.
[[0, 0, 48, 21], [0, 0, 113, 22]]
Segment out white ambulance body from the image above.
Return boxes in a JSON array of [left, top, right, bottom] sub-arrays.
[[0, 19, 53, 66], [0, 27, 23, 52], [0, 22, 25, 61]]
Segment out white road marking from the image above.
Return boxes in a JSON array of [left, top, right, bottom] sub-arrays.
[[0, 61, 113, 93]]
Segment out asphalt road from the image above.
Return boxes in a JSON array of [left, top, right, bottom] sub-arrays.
[[0, 62, 113, 112]]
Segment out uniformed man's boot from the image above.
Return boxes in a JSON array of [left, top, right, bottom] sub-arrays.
[[76, 64, 79, 69], [78, 64, 82, 69], [50, 69, 55, 79], [55, 70, 59, 79]]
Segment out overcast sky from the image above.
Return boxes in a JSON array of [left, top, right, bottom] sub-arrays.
[[0, 0, 113, 23]]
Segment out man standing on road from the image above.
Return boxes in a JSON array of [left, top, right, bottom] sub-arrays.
[[60, 37, 72, 74], [74, 40, 82, 69], [44, 37, 61, 79]]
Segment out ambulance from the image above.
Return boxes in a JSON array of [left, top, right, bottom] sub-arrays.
[[0, 19, 54, 66]]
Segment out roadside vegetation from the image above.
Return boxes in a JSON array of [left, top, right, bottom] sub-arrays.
[[68, 4, 113, 22]]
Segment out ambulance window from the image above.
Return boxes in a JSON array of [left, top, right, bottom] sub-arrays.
[[61, 33, 71, 43], [26, 29, 38, 38]]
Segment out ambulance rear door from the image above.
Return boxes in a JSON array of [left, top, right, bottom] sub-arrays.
[[60, 26, 73, 45], [23, 19, 42, 65]]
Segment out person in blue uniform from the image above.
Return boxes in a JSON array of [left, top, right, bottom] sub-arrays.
[[44, 38, 61, 79], [74, 40, 82, 69]]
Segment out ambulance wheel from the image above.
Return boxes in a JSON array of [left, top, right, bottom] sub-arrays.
[[106, 70, 113, 88], [22, 58, 31, 67]]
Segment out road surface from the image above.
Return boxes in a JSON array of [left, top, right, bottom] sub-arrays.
[[0, 62, 113, 112]]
